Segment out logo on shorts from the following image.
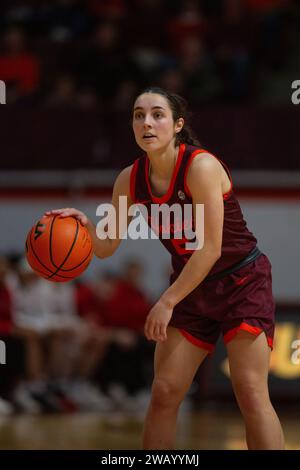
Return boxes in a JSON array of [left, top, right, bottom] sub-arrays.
[[177, 190, 186, 200], [235, 275, 250, 286]]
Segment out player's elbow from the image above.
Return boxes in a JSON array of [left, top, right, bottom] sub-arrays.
[[94, 250, 111, 259], [94, 240, 118, 259], [205, 244, 222, 261], [94, 248, 114, 259]]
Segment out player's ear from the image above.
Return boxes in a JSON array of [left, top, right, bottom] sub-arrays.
[[175, 118, 184, 134]]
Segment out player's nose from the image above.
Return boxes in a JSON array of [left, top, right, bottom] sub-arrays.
[[143, 115, 152, 128]]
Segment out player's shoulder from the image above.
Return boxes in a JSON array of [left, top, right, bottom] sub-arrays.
[[188, 151, 222, 178], [113, 164, 133, 195], [117, 164, 134, 180]]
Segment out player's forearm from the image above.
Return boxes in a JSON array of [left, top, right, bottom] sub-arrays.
[[160, 247, 221, 308], [86, 220, 115, 258]]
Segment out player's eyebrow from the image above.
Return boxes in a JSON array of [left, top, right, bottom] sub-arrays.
[[133, 106, 165, 111]]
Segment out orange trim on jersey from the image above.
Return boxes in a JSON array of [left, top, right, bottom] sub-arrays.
[[145, 144, 185, 203], [130, 159, 139, 203], [179, 328, 215, 353], [223, 322, 273, 349], [184, 150, 233, 201]]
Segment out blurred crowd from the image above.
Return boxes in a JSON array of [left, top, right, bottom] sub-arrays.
[[0, 0, 299, 107], [0, 254, 155, 416]]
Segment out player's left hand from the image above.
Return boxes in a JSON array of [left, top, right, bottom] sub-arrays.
[[144, 298, 173, 342]]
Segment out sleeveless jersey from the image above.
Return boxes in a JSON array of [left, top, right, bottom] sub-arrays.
[[130, 143, 257, 278]]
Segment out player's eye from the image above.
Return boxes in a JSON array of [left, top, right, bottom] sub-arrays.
[[134, 112, 144, 120], [154, 112, 162, 118]]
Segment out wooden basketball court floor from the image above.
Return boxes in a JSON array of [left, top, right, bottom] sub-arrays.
[[0, 406, 298, 450]]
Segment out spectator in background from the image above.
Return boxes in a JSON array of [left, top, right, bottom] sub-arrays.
[[75, 261, 154, 410], [176, 35, 222, 104], [159, 67, 186, 97], [0, 27, 40, 103], [99, 261, 151, 331], [46, 0, 91, 43], [45, 74, 78, 109], [94, 261, 153, 408], [0, 0, 297, 106], [113, 79, 139, 112], [9, 258, 111, 413], [166, 0, 206, 47], [0, 255, 21, 415], [126, 0, 168, 50], [211, 0, 257, 101], [45, 73, 99, 109], [73, 20, 139, 105]]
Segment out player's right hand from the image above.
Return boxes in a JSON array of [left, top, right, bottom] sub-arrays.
[[144, 298, 173, 342], [44, 208, 89, 226]]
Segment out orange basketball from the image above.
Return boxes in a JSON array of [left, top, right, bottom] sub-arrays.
[[25, 214, 93, 282]]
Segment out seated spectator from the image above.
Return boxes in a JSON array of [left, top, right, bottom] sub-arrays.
[[177, 35, 222, 104], [0, 255, 22, 415], [166, 0, 207, 48], [78, 261, 154, 410], [0, 27, 40, 102], [8, 258, 111, 413]]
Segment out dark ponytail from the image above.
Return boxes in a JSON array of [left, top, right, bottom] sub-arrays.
[[176, 125, 200, 146], [135, 87, 201, 147]]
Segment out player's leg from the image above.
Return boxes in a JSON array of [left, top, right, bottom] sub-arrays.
[[143, 326, 209, 449], [226, 331, 284, 449]]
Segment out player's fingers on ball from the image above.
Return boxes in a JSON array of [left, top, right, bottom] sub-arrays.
[[44, 209, 59, 215], [60, 208, 78, 218], [51, 208, 69, 213], [79, 215, 88, 225]]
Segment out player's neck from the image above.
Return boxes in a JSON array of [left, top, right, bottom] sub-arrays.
[[147, 145, 179, 179]]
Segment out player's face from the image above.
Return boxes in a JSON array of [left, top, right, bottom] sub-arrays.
[[132, 93, 180, 152]]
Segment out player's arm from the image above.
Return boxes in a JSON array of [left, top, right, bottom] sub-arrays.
[[45, 165, 134, 259], [145, 154, 224, 341]]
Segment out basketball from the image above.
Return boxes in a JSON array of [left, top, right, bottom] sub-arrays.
[[25, 214, 93, 282]]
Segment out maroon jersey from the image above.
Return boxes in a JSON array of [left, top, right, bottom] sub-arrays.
[[130, 143, 257, 278]]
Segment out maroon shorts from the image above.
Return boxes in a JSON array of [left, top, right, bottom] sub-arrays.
[[169, 254, 275, 352]]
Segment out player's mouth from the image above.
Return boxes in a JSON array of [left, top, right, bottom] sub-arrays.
[[142, 133, 157, 140]]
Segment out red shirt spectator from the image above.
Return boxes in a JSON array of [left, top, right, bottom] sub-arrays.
[[0, 27, 40, 96], [104, 279, 150, 332]]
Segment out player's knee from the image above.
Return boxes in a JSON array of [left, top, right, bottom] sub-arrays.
[[234, 379, 269, 415], [151, 378, 185, 410]]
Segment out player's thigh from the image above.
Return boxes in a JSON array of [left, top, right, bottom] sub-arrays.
[[226, 330, 271, 399], [154, 326, 208, 391]]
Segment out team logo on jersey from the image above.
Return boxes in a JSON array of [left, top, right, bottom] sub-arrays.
[[177, 190, 186, 200]]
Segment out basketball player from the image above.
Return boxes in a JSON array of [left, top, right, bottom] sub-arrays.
[[46, 87, 284, 450]]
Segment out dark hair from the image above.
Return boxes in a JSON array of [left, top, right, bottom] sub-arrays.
[[135, 87, 200, 147]]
